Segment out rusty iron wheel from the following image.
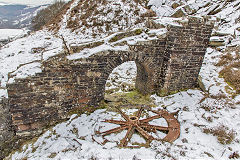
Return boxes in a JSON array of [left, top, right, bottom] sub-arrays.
[[96, 106, 180, 148]]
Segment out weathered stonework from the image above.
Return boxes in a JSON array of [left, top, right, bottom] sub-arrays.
[[0, 16, 213, 159]]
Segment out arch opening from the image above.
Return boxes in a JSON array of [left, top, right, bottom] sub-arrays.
[[105, 61, 137, 96]]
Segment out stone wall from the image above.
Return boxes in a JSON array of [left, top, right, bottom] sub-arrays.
[[0, 16, 213, 159], [0, 99, 14, 160], [162, 17, 213, 92]]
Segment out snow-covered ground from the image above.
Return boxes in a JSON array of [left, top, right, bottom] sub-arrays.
[[0, 30, 63, 98], [1, 0, 240, 159], [7, 90, 240, 159], [105, 61, 137, 93], [0, 29, 27, 41]]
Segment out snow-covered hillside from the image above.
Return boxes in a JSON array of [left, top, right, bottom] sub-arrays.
[[0, 0, 71, 6], [50, 0, 156, 45], [1, 0, 240, 159], [150, 0, 240, 35], [0, 29, 27, 41], [0, 4, 48, 29]]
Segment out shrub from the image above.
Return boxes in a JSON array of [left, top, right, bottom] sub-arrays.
[[140, 9, 157, 17], [31, 0, 66, 31], [215, 53, 233, 66], [216, 46, 240, 94], [229, 152, 240, 159], [219, 62, 240, 94], [203, 125, 236, 145]]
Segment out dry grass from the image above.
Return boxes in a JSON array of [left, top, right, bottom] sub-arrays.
[[199, 92, 235, 112], [32, 0, 68, 31], [219, 62, 240, 94], [203, 125, 236, 145], [215, 45, 240, 94], [199, 93, 227, 104], [215, 53, 233, 66], [140, 9, 157, 17], [64, 0, 155, 35], [229, 151, 240, 159], [47, 1, 74, 31]]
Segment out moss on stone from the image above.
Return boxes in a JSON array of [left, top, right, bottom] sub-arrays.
[[209, 41, 225, 47], [198, 76, 207, 92], [70, 40, 104, 53], [109, 28, 143, 43], [171, 2, 181, 9], [48, 152, 57, 158], [109, 36, 119, 43], [104, 90, 155, 107], [105, 88, 120, 94], [157, 88, 169, 97], [134, 28, 143, 35], [68, 104, 106, 116], [158, 88, 190, 97]]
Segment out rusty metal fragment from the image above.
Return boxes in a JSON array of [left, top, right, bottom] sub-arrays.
[[97, 106, 180, 147]]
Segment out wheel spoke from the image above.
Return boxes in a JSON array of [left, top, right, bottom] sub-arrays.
[[139, 115, 162, 123], [150, 109, 166, 115], [115, 107, 130, 121], [120, 126, 135, 147], [104, 119, 126, 125], [101, 126, 128, 136], [135, 125, 153, 140], [141, 124, 170, 131], [136, 107, 143, 118]]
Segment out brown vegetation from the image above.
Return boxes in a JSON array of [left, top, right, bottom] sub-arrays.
[[64, 0, 155, 35], [32, 0, 68, 31], [215, 53, 233, 66], [140, 9, 157, 17], [203, 125, 236, 145], [229, 152, 240, 159], [219, 62, 240, 94], [215, 46, 240, 94]]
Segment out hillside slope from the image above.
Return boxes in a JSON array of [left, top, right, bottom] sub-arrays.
[[1, 0, 240, 159], [48, 0, 156, 44]]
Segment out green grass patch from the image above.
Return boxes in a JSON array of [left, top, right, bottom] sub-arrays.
[[109, 28, 143, 43], [112, 90, 154, 106]]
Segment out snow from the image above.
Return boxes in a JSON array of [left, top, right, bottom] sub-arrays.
[[199, 48, 228, 95], [0, 29, 27, 41], [9, 62, 42, 79], [154, 17, 184, 27], [66, 28, 165, 60], [10, 110, 157, 159], [0, 30, 63, 98], [0, 88, 7, 98], [210, 36, 225, 42], [148, 0, 176, 17], [106, 61, 137, 92], [0, 0, 71, 6], [57, 0, 149, 45], [8, 88, 240, 159], [67, 45, 129, 60]]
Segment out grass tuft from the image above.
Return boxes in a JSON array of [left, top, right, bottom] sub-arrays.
[[203, 125, 236, 145], [219, 62, 240, 94], [229, 151, 240, 159]]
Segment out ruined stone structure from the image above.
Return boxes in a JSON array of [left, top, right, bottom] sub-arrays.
[[0, 17, 213, 159]]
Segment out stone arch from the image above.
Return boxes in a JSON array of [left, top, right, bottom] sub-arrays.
[[88, 50, 157, 105]]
